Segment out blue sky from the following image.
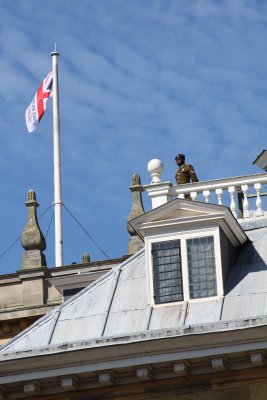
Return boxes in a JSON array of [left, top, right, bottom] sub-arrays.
[[0, 0, 267, 273]]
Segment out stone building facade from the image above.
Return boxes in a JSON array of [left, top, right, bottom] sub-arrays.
[[1, 166, 267, 399], [0, 190, 129, 346]]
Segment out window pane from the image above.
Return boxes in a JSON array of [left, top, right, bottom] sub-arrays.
[[152, 240, 183, 304], [187, 236, 217, 299]]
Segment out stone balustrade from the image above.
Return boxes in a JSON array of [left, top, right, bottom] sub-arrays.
[[144, 159, 267, 219]]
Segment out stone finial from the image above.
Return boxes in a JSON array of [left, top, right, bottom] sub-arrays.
[[127, 174, 145, 255], [82, 252, 90, 264], [132, 174, 141, 186], [21, 190, 47, 269], [147, 159, 163, 183]]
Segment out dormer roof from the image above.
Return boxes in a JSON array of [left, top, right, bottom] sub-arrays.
[[129, 198, 248, 247]]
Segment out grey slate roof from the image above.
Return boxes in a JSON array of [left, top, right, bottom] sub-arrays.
[[1, 216, 267, 357]]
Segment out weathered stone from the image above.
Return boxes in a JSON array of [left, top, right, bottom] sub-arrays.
[[250, 352, 266, 366], [61, 377, 77, 390], [127, 174, 145, 254], [82, 252, 90, 264], [128, 235, 144, 255], [22, 250, 46, 269], [136, 367, 152, 381], [24, 383, 40, 395], [174, 362, 188, 376], [99, 372, 114, 385], [211, 357, 227, 371], [21, 190, 46, 269]]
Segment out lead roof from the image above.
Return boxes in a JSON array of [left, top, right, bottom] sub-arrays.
[[1, 201, 267, 359]]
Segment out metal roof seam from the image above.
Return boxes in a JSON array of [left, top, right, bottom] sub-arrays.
[[145, 306, 153, 331], [100, 269, 122, 337], [48, 306, 63, 345]]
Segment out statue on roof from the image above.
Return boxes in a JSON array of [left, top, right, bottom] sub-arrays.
[[175, 154, 198, 185]]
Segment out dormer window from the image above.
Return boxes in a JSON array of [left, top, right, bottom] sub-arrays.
[[129, 198, 248, 307], [151, 233, 217, 304]]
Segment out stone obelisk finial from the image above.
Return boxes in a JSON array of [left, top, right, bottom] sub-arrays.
[[127, 174, 145, 255], [21, 190, 47, 269]]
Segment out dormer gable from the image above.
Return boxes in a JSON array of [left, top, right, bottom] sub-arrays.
[[130, 199, 248, 305]]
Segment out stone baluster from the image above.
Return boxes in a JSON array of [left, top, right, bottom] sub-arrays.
[[254, 183, 264, 217], [215, 188, 223, 205], [228, 186, 237, 218], [178, 193, 185, 199], [190, 192, 198, 201], [241, 184, 250, 218], [203, 190, 210, 203]]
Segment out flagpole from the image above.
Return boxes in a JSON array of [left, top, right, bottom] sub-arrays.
[[51, 45, 63, 267]]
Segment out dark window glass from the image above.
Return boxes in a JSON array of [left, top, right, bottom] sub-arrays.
[[152, 240, 183, 304], [187, 236, 217, 299], [63, 287, 83, 300]]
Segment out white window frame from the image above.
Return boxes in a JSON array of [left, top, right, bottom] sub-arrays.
[[146, 226, 223, 306]]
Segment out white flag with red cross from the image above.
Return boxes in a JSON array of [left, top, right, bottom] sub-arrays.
[[25, 71, 53, 133]]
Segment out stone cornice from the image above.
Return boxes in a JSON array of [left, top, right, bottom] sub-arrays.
[[1, 319, 267, 376], [1, 323, 267, 397]]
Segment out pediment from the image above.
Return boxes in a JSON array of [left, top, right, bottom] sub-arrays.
[[155, 207, 210, 222], [129, 198, 247, 246], [131, 198, 225, 226]]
